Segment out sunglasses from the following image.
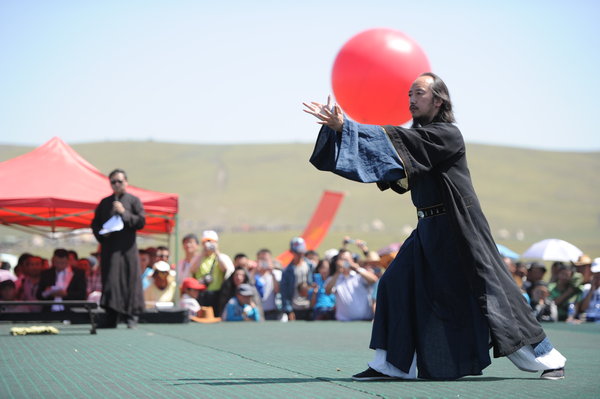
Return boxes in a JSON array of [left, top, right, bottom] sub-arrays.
[[110, 179, 124, 185]]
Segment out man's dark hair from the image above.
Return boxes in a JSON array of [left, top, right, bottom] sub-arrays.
[[68, 250, 78, 260], [146, 247, 157, 258], [53, 248, 69, 259], [420, 72, 456, 124], [182, 233, 199, 244], [17, 253, 33, 266], [337, 248, 351, 257], [554, 262, 572, 273], [156, 246, 169, 252], [234, 253, 248, 261], [108, 168, 128, 180], [256, 248, 271, 256], [305, 250, 319, 259], [329, 248, 352, 277]]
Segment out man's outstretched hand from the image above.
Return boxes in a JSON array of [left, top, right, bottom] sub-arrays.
[[302, 95, 344, 132]]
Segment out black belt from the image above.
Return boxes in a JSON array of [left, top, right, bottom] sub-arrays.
[[416, 204, 446, 219], [416, 197, 474, 219]]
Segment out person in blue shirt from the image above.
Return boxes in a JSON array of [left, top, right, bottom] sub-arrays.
[[223, 283, 260, 322], [139, 249, 153, 291], [310, 259, 336, 320]]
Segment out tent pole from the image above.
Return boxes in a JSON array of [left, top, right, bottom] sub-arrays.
[[174, 213, 179, 266], [173, 213, 180, 306]]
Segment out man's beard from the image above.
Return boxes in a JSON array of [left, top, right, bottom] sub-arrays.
[[411, 115, 428, 128]]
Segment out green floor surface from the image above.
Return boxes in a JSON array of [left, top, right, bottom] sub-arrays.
[[0, 321, 598, 399]]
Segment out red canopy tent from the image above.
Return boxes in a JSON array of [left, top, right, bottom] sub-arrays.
[[0, 137, 178, 235]]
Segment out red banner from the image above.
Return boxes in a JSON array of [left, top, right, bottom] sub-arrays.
[[276, 190, 344, 267]]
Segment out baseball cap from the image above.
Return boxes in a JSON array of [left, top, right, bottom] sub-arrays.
[[202, 230, 219, 242], [153, 261, 171, 273], [181, 277, 206, 291], [591, 258, 600, 274], [290, 237, 306, 254], [237, 283, 254, 297], [324, 248, 339, 261]]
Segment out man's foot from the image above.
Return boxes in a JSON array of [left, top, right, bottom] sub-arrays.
[[126, 315, 139, 329], [352, 367, 399, 381], [540, 368, 565, 380]]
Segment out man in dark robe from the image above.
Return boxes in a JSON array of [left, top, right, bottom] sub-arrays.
[[92, 168, 145, 328], [303, 73, 566, 380]]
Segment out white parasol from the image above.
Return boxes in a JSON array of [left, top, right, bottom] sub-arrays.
[[521, 238, 583, 262]]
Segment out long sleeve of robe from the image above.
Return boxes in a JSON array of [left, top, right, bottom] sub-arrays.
[[309, 119, 546, 380], [310, 118, 405, 184]]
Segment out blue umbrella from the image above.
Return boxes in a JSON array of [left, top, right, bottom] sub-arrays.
[[496, 244, 520, 260]]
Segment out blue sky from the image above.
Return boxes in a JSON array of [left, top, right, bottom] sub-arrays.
[[1, 0, 598, 151]]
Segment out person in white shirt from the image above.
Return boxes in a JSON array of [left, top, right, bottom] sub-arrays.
[[325, 248, 378, 321], [176, 234, 201, 282], [143, 261, 176, 309], [254, 248, 282, 320], [180, 277, 205, 317]]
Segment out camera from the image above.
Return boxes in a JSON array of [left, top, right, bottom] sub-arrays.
[[201, 274, 214, 286], [205, 242, 216, 251], [259, 260, 269, 269]]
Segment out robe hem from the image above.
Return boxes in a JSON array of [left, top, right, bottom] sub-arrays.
[[492, 332, 547, 358]]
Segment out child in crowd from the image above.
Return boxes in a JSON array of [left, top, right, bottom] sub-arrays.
[[180, 277, 205, 317], [531, 282, 558, 322], [223, 284, 260, 321]]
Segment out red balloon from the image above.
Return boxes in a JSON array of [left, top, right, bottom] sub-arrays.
[[332, 28, 430, 126]]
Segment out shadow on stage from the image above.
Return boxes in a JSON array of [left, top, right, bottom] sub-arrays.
[[163, 375, 539, 386]]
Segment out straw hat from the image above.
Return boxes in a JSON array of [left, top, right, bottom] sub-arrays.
[[573, 254, 592, 267], [364, 251, 382, 265], [190, 306, 221, 324]]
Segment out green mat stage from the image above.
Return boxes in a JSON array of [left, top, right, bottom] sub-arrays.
[[0, 321, 598, 399]]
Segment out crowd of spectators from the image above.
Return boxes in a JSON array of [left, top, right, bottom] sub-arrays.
[[504, 254, 600, 323], [2, 234, 599, 326], [0, 249, 102, 312]]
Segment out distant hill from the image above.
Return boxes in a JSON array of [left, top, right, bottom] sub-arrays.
[[1, 141, 599, 258]]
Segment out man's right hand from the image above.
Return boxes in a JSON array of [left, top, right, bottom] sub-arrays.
[[112, 201, 125, 214], [302, 95, 344, 132]]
